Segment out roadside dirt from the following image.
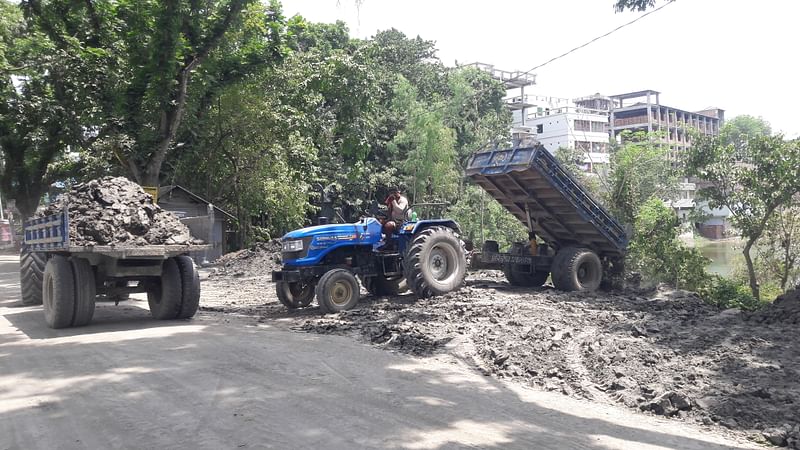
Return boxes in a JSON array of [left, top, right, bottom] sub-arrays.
[[203, 246, 798, 448]]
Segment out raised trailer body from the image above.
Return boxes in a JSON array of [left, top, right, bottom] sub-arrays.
[[22, 208, 208, 328], [466, 144, 628, 291]]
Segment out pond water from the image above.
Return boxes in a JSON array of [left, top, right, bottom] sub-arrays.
[[697, 239, 742, 277]]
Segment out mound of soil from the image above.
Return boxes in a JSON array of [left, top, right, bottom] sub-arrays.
[[212, 240, 282, 278], [42, 177, 196, 246], [747, 288, 800, 325]]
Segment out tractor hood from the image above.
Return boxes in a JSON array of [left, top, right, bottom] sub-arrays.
[[280, 218, 383, 266], [283, 221, 367, 241]]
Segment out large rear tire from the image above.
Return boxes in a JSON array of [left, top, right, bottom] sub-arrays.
[[403, 226, 467, 298], [175, 256, 201, 319], [551, 247, 602, 292], [503, 242, 550, 287], [276, 281, 316, 309], [70, 257, 96, 327], [316, 269, 360, 313], [148, 258, 182, 320], [42, 256, 76, 329], [20, 247, 46, 305]]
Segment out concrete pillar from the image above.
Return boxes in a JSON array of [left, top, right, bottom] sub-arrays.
[[646, 92, 653, 133]]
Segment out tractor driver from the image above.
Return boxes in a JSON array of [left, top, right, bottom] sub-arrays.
[[381, 187, 409, 236]]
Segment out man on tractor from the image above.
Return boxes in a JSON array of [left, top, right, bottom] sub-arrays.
[[382, 187, 409, 236]]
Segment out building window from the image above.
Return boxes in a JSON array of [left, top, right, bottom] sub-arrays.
[[536, 124, 543, 134], [574, 120, 590, 132]]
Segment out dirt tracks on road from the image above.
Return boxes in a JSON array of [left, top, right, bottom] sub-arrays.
[[203, 267, 799, 448]]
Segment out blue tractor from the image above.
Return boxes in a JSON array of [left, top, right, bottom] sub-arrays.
[[271, 210, 467, 313]]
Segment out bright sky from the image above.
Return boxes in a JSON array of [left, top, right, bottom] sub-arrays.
[[280, 0, 799, 138]]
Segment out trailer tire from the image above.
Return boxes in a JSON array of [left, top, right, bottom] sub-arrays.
[[316, 269, 360, 313], [175, 256, 201, 319], [276, 281, 316, 309], [70, 257, 96, 327], [20, 247, 46, 306], [148, 258, 182, 320], [42, 256, 76, 329], [403, 226, 467, 298], [552, 247, 602, 292], [360, 275, 407, 296], [503, 243, 550, 287]]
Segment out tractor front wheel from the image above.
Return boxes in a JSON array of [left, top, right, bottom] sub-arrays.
[[316, 269, 360, 313]]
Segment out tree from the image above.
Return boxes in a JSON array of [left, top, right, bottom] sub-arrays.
[[388, 76, 458, 203], [605, 131, 677, 225], [628, 197, 710, 291], [758, 200, 800, 292], [687, 133, 800, 300], [0, 0, 95, 218], [21, 0, 282, 187], [721, 115, 772, 160], [614, 0, 668, 12]]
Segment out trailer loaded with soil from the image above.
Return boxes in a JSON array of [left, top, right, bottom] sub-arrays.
[[20, 177, 208, 328], [466, 144, 628, 291]]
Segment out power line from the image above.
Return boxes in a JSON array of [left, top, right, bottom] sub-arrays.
[[510, 0, 676, 81]]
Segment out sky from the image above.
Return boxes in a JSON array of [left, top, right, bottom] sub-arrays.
[[279, 0, 800, 138]]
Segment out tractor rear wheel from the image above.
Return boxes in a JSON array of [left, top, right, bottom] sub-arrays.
[[20, 247, 46, 305], [316, 269, 360, 313], [276, 281, 316, 309], [552, 247, 602, 292], [403, 226, 467, 298]]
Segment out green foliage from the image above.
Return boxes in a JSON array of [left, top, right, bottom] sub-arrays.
[[614, 0, 661, 13], [606, 131, 676, 225], [687, 132, 800, 299], [447, 184, 528, 250], [628, 197, 711, 291], [389, 76, 458, 203], [758, 202, 800, 291], [698, 276, 765, 311], [721, 115, 772, 160]]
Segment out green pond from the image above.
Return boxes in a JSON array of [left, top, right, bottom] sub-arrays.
[[697, 239, 742, 277]]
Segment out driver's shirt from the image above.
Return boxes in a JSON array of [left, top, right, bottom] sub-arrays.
[[390, 195, 409, 222]]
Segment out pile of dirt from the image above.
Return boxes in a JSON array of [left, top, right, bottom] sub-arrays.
[[211, 240, 282, 278], [746, 288, 800, 324], [200, 272, 800, 447], [42, 177, 196, 246]]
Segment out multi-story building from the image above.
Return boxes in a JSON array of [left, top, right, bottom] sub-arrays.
[[608, 89, 724, 163]]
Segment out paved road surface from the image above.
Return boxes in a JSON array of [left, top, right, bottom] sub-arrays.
[[0, 254, 755, 449]]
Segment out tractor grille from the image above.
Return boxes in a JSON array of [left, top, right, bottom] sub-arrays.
[[282, 237, 313, 262]]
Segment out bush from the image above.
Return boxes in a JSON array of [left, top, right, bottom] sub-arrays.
[[699, 276, 766, 311], [627, 197, 711, 291]]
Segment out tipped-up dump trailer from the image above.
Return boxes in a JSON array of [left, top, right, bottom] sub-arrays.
[[466, 144, 628, 291], [21, 207, 209, 328]]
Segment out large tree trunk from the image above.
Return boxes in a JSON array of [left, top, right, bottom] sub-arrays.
[[743, 239, 760, 301]]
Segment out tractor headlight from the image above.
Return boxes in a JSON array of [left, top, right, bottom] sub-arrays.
[[282, 239, 304, 252]]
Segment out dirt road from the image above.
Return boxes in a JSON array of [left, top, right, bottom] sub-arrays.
[[1, 255, 753, 449]]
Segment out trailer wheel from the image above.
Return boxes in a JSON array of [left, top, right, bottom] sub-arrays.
[[20, 247, 46, 306], [175, 256, 200, 319], [316, 269, 360, 313], [276, 281, 316, 309], [552, 247, 602, 292], [503, 243, 550, 287], [360, 275, 407, 296], [403, 226, 467, 298], [42, 256, 76, 329], [70, 257, 96, 327], [148, 258, 182, 320]]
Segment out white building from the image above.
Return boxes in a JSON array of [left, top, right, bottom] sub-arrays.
[[510, 96, 611, 171]]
